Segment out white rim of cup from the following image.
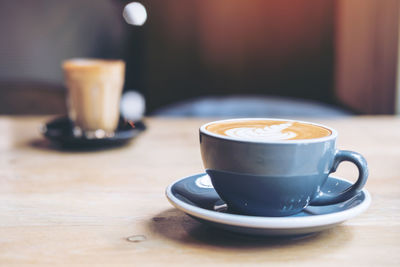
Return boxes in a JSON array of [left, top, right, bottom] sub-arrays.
[[199, 118, 338, 144]]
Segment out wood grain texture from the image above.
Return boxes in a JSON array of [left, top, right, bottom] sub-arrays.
[[0, 116, 399, 266], [334, 0, 400, 114]]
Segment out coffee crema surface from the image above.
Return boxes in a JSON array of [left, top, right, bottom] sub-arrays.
[[206, 120, 331, 141]]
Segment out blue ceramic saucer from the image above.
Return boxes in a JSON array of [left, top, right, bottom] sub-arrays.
[[166, 173, 371, 236]]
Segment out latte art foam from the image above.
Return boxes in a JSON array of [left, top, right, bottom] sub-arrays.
[[206, 120, 331, 141], [225, 123, 297, 141]]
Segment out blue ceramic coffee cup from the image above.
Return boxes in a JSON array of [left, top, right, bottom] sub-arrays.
[[200, 118, 368, 217]]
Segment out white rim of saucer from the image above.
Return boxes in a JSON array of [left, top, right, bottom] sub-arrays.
[[165, 175, 371, 229], [199, 118, 338, 144]]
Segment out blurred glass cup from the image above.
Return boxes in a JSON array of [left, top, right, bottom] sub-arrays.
[[62, 58, 125, 138]]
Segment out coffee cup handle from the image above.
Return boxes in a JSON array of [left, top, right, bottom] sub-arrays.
[[310, 150, 369, 206]]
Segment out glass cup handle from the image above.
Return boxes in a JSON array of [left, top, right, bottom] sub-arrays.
[[310, 150, 369, 206]]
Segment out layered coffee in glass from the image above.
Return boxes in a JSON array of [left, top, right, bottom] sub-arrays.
[[62, 59, 125, 138]]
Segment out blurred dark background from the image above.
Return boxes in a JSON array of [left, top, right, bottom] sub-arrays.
[[0, 0, 398, 116]]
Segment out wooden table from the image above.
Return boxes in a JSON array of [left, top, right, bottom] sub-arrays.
[[0, 116, 399, 266]]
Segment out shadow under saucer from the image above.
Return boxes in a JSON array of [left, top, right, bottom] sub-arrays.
[[147, 208, 353, 251]]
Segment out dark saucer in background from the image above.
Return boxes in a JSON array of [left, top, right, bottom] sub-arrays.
[[41, 116, 146, 148]]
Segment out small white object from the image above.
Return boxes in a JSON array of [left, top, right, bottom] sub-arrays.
[[195, 175, 214, 189], [123, 2, 147, 26], [120, 91, 146, 121]]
